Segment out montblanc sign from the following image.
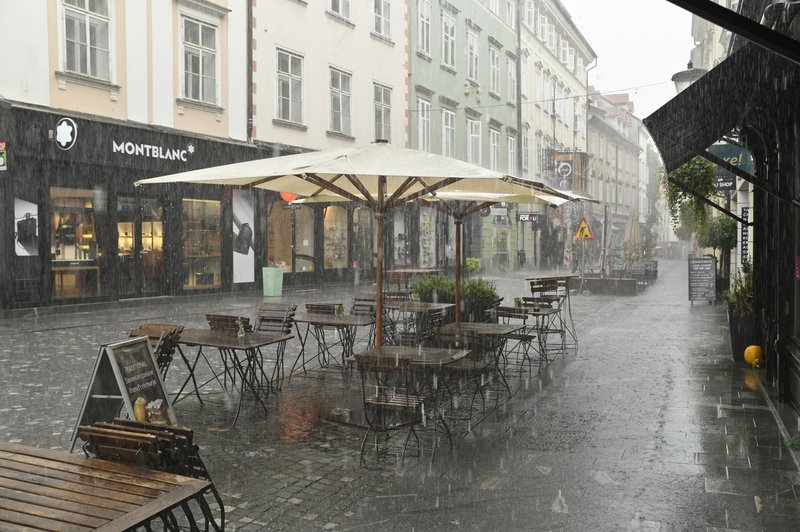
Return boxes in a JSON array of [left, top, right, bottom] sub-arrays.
[[112, 140, 195, 161]]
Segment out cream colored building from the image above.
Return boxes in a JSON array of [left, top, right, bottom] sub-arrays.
[[252, 0, 407, 150]]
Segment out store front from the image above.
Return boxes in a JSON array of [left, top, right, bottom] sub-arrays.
[[0, 104, 286, 310]]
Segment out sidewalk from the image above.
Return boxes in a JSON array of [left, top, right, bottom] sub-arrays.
[[1, 259, 799, 530]]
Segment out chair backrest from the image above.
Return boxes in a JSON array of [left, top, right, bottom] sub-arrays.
[[206, 314, 252, 332], [351, 295, 376, 317], [129, 323, 184, 378], [305, 302, 338, 315], [255, 303, 297, 335]]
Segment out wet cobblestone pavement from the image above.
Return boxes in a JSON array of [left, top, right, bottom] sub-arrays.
[[2, 259, 800, 530]]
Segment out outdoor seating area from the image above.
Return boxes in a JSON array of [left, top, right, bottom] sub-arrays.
[[581, 260, 659, 295]]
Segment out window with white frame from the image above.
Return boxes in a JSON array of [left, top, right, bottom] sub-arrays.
[[535, 66, 544, 105], [276, 49, 303, 123], [374, 83, 392, 141], [489, 47, 500, 94], [467, 30, 479, 81], [442, 109, 456, 157], [64, 0, 111, 80], [182, 17, 218, 104], [507, 57, 516, 103], [559, 37, 569, 64], [330, 0, 350, 19], [489, 128, 501, 170], [489, 0, 499, 14], [374, 0, 391, 38], [329, 67, 351, 135], [537, 13, 548, 41], [442, 13, 456, 69], [534, 133, 543, 174], [506, 1, 515, 27], [418, 98, 431, 152], [508, 135, 517, 175], [522, 132, 529, 171], [547, 24, 556, 51], [418, 0, 431, 54], [555, 83, 563, 118], [550, 77, 557, 114], [525, 0, 535, 27], [467, 119, 481, 165], [521, 55, 528, 98]]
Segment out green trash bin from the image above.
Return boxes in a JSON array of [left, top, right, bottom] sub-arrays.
[[262, 267, 283, 297]]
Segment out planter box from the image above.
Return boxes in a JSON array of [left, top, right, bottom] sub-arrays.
[[727, 305, 757, 362]]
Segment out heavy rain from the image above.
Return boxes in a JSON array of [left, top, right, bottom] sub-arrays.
[[1, 0, 800, 530]]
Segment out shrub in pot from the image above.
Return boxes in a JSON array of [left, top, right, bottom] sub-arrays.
[[723, 262, 758, 362]]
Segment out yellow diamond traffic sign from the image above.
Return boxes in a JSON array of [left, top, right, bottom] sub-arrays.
[[574, 217, 595, 240]]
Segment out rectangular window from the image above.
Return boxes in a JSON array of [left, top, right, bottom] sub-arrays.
[[183, 199, 222, 290], [51, 186, 104, 299], [489, 47, 500, 94], [374, 0, 391, 38], [442, 109, 456, 158], [520, 56, 528, 98], [559, 37, 568, 64], [418, 98, 431, 152], [418, 0, 431, 54], [507, 57, 516, 103], [547, 24, 556, 51], [522, 133, 529, 171], [489, 128, 501, 171], [535, 67, 544, 104], [537, 13, 548, 41], [508, 135, 517, 175], [276, 49, 303, 123], [467, 119, 481, 165], [329, 67, 351, 135], [64, 0, 110, 80], [489, 0, 499, 14], [526, 0, 535, 27], [442, 14, 456, 69], [330, 0, 350, 19], [506, 1, 516, 27], [374, 83, 392, 142], [467, 31, 479, 81], [183, 17, 217, 104], [567, 47, 576, 72]]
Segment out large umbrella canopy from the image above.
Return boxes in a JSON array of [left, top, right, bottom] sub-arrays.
[[136, 141, 560, 346]]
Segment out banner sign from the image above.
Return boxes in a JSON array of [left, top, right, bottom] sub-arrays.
[[708, 142, 753, 191], [740, 207, 749, 263]]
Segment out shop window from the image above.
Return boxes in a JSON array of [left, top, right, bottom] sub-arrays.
[[267, 202, 315, 272], [352, 207, 373, 270], [420, 206, 435, 268], [393, 210, 410, 265], [324, 206, 348, 269], [182, 199, 221, 290], [50, 187, 103, 299]]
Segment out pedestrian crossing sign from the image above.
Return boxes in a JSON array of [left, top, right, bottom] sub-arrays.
[[574, 217, 594, 240]]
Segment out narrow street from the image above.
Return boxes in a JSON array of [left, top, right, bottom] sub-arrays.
[[1, 259, 798, 530]]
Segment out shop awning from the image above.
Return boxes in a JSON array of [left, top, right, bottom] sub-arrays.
[[643, 42, 767, 174]]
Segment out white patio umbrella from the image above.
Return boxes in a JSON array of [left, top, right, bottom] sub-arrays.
[[136, 140, 561, 345], [623, 208, 644, 265]]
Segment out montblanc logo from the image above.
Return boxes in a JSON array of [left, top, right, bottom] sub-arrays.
[[55, 118, 78, 150], [112, 140, 194, 161]]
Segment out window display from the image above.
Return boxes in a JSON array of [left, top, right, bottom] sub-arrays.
[[324, 206, 348, 269], [393, 210, 410, 265], [182, 199, 221, 290], [419, 206, 435, 268], [50, 187, 103, 299], [267, 202, 315, 272], [352, 207, 373, 270]]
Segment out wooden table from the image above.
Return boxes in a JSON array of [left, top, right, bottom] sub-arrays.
[[524, 273, 579, 350], [0, 442, 217, 531], [436, 322, 526, 387], [291, 312, 376, 376], [354, 345, 469, 369], [176, 329, 293, 425]]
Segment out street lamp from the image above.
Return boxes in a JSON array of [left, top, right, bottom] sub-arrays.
[[671, 61, 708, 93]]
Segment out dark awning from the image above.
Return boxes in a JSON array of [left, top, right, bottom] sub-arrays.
[[643, 42, 768, 174]]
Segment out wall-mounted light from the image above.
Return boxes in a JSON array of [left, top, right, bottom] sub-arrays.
[[671, 61, 708, 94]]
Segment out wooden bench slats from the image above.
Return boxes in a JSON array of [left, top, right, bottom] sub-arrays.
[[0, 451, 175, 493], [0, 476, 138, 514], [0, 507, 95, 532], [0, 462, 158, 503], [0, 494, 109, 528], [0, 488, 122, 526]]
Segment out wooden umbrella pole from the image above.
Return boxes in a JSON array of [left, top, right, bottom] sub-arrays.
[[454, 217, 463, 323], [375, 177, 386, 347]]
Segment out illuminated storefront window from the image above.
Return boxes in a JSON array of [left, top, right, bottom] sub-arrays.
[[324, 206, 348, 269], [182, 199, 221, 290]]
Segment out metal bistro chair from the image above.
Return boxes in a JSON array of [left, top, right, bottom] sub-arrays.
[[357, 354, 427, 464], [254, 303, 297, 391]]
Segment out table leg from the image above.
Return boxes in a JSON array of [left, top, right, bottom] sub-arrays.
[[289, 322, 313, 379]]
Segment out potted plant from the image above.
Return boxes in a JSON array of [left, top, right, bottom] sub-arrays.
[[723, 262, 758, 362], [514, 297, 523, 308], [461, 279, 500, 322]]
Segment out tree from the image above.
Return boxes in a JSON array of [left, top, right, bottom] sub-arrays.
[[697, 215, 737, 276], [663, 156, 717, 232]]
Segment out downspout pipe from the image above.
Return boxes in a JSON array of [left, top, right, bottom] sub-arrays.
[[246, 0, 254, 142]]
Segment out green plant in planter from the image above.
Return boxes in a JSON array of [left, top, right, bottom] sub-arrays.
[[724, 261, 753, 318], [514, 297, 523, 307], [786, 434, 800, 450], [461, 278, 499, 322], [411, 275, 455, 303], [466, 257, 480, 274]]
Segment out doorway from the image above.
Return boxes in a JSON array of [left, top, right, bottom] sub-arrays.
[[118, 196, 165, 298]]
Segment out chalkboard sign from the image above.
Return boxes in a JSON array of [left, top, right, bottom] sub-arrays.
[[70, 337, 177, 451], [688, 257, 716, 302]]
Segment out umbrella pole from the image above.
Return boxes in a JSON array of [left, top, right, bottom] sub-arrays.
[[455, 217, 462, 323], [375, 178, 386, 348]]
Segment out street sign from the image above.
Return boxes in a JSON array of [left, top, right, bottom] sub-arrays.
[[574, 217, 594, 240]]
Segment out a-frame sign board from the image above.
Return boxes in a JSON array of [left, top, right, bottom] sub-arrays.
[[70, 336, 178, 452]]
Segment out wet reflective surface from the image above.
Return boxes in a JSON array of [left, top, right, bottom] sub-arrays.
[[1, 259, 799, 530]]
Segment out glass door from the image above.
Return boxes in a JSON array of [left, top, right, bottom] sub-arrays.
[[118, 197, 165, 298]]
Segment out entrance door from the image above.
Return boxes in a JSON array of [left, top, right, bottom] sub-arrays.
[[118, 197, 165, 298]]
